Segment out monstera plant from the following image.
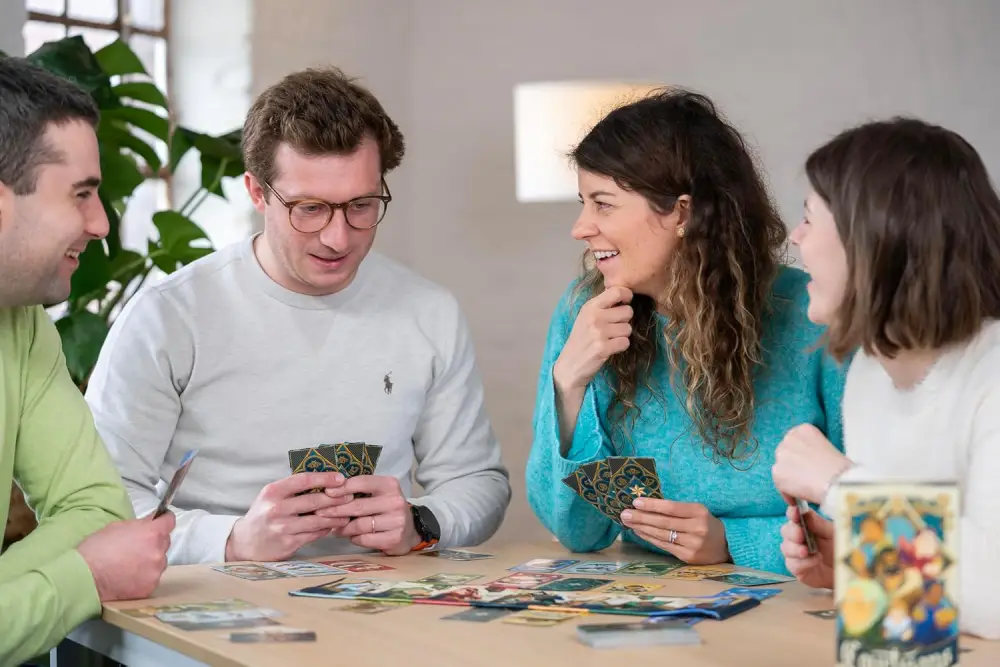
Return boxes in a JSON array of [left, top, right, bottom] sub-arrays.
[[1, 36, 245, 551], [2, 35, 245, 388]]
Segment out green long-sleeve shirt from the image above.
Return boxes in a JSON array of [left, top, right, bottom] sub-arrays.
[[0, 305, 133, 666]]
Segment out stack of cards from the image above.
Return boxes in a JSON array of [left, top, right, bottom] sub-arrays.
[[288, 442, 382, 481], [561, 456, 663, 524], [577, 619, 701, 648]]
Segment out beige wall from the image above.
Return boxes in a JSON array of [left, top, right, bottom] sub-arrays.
[[252, 0, 1000, 544]]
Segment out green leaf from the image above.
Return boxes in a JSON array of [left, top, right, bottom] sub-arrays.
[[169, 127, 196, 172], [190, 132, 242, 160], [56, 310, 110, 385], [108, 249, 146, 286], [100, 193, 123, 259], [95, 39, 147, 76], [99, 148, 145, 201], [200, 155, 229, 198], [26, 36, 119, 110], [112, 81, 168, 109], [68, 239, 112, 305], [98, 119, 162, 173], [153, 210, 209, 249], [152, 211, 214, 273], [102, 106, 170, 143]]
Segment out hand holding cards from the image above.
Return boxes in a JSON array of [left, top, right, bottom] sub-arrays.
[[153, 449, 198, 519], [561, 456, 663, 524], [225, 470, 352, 563]]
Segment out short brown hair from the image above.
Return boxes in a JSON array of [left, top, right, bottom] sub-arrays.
[[0, 56, 99, 195], [242, 66, 404, 187], [806, 117, 1000, 361]]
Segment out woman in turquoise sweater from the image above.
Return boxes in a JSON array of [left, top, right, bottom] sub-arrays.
[[526, 89, 848, 575]]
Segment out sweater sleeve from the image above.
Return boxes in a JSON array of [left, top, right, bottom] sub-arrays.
[[85, 289, 239, 565], [957, 386, 1000, 639], [720, 335, 849, 575], [409, 294, 512, 548], [0, 307, 133, 664], [525, 284, 621, 553]]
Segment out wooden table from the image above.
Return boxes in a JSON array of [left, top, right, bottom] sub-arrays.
[[55, 541, 997, 667]]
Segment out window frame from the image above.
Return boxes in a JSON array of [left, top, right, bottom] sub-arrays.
[[26, 0, 174, 197]]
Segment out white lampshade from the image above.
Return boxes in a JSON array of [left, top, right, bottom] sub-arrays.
[[513, 80, 660, 203]]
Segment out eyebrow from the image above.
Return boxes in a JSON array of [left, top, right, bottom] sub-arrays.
[[73, 177, 101, 189], [579, 190, 617, 200]]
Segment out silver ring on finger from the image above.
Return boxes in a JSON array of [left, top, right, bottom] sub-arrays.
[[372, 516, 377, 533], [668, 529, 678, 544]]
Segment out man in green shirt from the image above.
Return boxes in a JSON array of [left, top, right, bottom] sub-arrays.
[[0, 57, 175, 665]]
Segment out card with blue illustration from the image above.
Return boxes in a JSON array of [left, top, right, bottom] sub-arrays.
[[561, 456, 663, 524]]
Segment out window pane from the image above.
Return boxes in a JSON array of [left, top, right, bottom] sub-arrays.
[[120, 178, 168, 253], [23, 21, 67, 55], [129, 34, 168, 95], [27, 0, 65, 14], [67, 0, 117, 23], [130, 0, 164, 31], [67, 26, 120, 52]]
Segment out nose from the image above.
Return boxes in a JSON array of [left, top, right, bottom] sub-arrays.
[[317, 208, 352, 249], [789, 220, 805, 246], [87, 199, 110, 240], [571, 209, 598, 241]]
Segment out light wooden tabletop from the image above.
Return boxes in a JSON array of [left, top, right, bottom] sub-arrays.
[[103, 541, 997, 667]]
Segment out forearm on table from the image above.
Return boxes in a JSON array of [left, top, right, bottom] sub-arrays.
[[417, 471, 511, 547], [0, 549, 101, 666]]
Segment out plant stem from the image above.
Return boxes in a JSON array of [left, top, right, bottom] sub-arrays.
[[178, 187, 204, 218]]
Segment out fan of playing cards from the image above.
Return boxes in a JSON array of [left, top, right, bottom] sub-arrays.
[[288, 443, 382, 478], [561, 456, 663, 525]]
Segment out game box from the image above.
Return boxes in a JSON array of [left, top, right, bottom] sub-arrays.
[[834, 481, 960, 666]]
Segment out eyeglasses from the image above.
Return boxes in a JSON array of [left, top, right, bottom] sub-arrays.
[[261, 177, 392, 232]]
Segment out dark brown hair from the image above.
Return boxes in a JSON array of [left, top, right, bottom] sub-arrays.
[[243, 66, 405, 187], [0, 56, 99, 195], [571, 88, 787, 464], [805, 117, 1000, 361]]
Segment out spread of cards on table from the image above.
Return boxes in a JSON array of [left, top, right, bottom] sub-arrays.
[[561, 456, 663, 524], [128, 551, 797, 647]]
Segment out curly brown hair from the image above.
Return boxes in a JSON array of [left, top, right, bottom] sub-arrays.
[[571, 88, 787, 464], [242, 66, 405, 188]]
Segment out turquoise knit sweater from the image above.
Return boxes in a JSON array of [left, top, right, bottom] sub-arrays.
[[525, 266, 847, 575]]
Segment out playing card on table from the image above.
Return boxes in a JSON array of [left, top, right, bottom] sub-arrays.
[[153, 449, 197, 518], [211, 564, 291, 581], [258, 561, 348, 577]]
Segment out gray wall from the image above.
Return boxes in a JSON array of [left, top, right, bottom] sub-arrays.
[[0, 0, 24, 56], [264, 0, 1000, 543]]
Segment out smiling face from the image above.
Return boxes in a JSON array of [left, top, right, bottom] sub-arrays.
[[789, 190, 849, 326], [0, 119, 107, 307], [572, 169, 686, 297], [247, 138, 383, 296]]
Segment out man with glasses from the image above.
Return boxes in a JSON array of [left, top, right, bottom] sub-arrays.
[[86, 67, 511, 565]]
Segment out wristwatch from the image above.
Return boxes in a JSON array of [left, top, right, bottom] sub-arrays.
[[408, 502, 440, 552]]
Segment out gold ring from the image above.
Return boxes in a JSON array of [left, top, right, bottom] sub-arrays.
[[371, 516, 377, 533]]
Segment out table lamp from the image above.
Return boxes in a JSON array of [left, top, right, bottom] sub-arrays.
[[513, 80, 660, 203]]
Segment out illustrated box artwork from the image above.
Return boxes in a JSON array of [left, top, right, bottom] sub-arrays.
[[834, 481, 960, 667]]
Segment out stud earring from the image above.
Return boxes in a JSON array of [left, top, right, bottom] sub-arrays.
[[677, 226, 686, 238]]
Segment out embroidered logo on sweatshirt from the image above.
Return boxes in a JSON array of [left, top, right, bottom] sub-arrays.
[[384, 372, 393, 395]]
